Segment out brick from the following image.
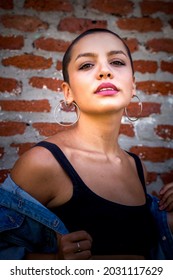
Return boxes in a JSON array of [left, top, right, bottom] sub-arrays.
[[0, 121, 26, 136], [124, 38, 139, 53], [146, 38, 173, 53], [1, 14, 48, 32], [155, 125, 173, 141], [0, 100, 51, 112], [24, 0, 73, 12], [11, 142, 36, 156], [160, 170, 173, 185], [146, 172, 157, 185], [0, 35, 24, 50], [117, 17, 162, 32], [130, 146, 173, 162], [119, 123, 135, 137], [124, 102, 161, 118], [136, 81, 173, 95], [32, 122, 69, 136], [0, 169, 10, 183], [140, 1, 173, 15], [2, 54, 52, 70], [161, 61, 173, 73], [56, 60, 62, 71], [33, 37, 70, 52], [58, 17, 107, 33], [29, 77, 63, 91], [0, 147, 4, 159], [89, 0, 134, 16], [134, 60, 158, 73], [0, 77, 22, 94], [0, 0, 13, 9]]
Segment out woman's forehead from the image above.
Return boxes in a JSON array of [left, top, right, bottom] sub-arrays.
[[71, 32, 127, 58]]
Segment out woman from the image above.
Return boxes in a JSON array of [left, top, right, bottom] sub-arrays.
[[1, 28, 173, 260]]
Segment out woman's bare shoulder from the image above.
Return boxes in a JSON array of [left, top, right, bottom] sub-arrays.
[[10, 144, 65, 205]]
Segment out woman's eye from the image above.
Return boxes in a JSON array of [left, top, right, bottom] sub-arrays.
[[111, 60, 125, 66], [79, 63, 94, 70]]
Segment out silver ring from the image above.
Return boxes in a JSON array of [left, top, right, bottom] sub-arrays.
[[77, 242, 81, 252]]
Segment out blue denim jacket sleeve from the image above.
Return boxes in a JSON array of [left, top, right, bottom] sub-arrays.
[[147, 194, 173, 259], [0, 175, 69, 260]]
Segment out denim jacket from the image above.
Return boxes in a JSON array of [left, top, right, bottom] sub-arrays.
[[0, 175, 173, 260], [0, 175, 68, 259]]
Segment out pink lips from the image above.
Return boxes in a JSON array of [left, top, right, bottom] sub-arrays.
[[94, 83, 119, 96]]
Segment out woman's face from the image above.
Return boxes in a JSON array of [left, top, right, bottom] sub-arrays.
[[62, 32, 136, 116]]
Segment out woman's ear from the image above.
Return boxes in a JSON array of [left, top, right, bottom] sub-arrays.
[[61, 82, 74, 103], [132, 76, 136, 97]]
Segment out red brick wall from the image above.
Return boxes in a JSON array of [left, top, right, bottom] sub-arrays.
[[0, 0, 173, 195]]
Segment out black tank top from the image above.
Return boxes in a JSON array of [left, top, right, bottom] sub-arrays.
[[36, 141, 155, 257]]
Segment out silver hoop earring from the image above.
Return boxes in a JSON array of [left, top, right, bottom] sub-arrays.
[[124, 95, 143, 122], [54, 100, 80, 126]]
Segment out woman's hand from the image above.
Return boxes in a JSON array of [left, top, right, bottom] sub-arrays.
[[159, 182, 173, 212], [56, 230, 92, 260], [159, 182, 173, 233]]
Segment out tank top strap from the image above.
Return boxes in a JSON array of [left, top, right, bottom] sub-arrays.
[[35, 141, 80, 185], [126, 151, 147, 195], [35, 142, 146, 195]]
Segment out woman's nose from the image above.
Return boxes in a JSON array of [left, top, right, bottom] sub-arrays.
[[97, 65, 113, 79], [99, 72, 113, 79]]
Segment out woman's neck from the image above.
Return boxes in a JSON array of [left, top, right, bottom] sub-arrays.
[[71, 113, 123, 156]]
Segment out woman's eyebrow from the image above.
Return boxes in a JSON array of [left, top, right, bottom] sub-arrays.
[[108, 50, 127, 57], [75, 52, 97, 61], [75, 50, 127, 61]]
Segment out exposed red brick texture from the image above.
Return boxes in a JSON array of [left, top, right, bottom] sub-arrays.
[[119, 124, 135, 137], [0, 169, 11, 183], [134, 60, 158, 73], [33, 37, 70, 52], [146, 39, 173, 53], [29, 77, 63, 91], [0, 35, 24, 50], [130, 146, 173, 162], [0, 77, 22, 94], [11, 142, 36, 156], [117, 17, 162, 32], [24, 0, 73, 12], [142, 102, 161, 117], [146, 172, 157, 185], [160, 170, 173, 185], [155, 125, 173, 141], [0, 100, 51, 112], [0, 121, 26, 136], [0, 0, 13, 9], [56, 61, 62, 71], [124, 38, 139, 53], [1, 15, 48, 32], [124, 102, 161, 118], [161, 61, 173, 73], [140, 1, 173, 16], [136, 81, 173, 95], [2, 54, 52, 69], [32, 123, 67, 136], [58, 17, 107, 33], [89, 0, 134, 15]]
